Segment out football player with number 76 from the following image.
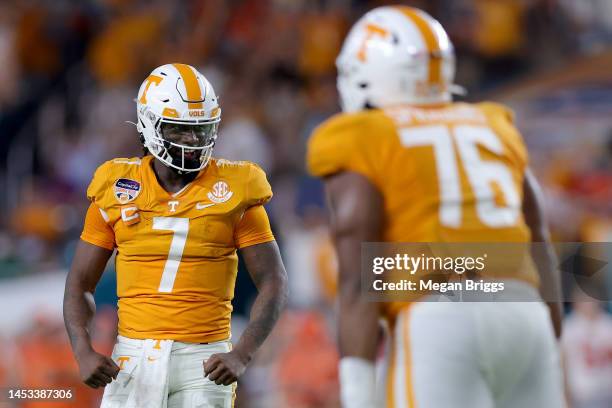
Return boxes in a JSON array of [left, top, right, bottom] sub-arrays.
[[307, 6, 566, 408]]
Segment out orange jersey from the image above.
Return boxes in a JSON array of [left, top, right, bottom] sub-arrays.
[[307, 102, 539, 311], [80, 156, 275, 343]]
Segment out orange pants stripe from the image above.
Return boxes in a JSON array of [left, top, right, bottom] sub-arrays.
[[386, 308, 416, 408]]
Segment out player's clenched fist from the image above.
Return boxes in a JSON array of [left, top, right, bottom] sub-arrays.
[[76, 349, 120, 388], [204, 351, 249, 386]]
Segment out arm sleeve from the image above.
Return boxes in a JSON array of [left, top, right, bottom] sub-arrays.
[[80, 203, 115, 250], [234, 205, 275, 249]]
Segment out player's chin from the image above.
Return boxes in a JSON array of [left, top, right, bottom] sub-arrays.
[[169, 157, 201, 171], [168, 151, 201, 169]]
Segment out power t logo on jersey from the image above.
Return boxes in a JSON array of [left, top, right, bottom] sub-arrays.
[[114, 178, 141, 204]]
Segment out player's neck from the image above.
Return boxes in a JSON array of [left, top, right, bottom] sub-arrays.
[[152, 159, 199, 194]]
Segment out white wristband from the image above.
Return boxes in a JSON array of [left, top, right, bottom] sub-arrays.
[[339, 357, 376, 408]]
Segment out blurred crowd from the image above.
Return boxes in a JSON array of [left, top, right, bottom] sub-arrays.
[[0, 0, 610, 407]]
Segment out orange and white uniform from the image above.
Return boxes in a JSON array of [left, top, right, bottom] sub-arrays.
[[86, 63, 262, 408], [309, 102, 530, 238], [307, 103, 564, 408], [81, 155, 274, 344], [83, 156, 275, 408], [307, 102, 538, 282]]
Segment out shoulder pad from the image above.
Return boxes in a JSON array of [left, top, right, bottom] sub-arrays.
[[307, 110, 393, 179]]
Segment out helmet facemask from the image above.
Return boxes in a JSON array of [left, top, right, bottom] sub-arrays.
[[138, 105, 220, 173]]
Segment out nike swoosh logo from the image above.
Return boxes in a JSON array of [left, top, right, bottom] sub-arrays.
[[147, 356, 157, 362], [196, 202, 216, 210]]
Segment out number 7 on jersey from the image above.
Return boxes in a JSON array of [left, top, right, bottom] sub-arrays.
[[152, 217, 189, 292]]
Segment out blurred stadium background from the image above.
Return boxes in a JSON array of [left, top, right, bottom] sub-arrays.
[[0, 0, 610, 407]]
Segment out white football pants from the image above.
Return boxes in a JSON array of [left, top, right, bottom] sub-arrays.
[[100, 335, 235, 408], [382, 281, 565, 408]]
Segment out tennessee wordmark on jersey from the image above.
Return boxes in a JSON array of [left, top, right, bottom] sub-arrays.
[[81, 155, 274, 343]]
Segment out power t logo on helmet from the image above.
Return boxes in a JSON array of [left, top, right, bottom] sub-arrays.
[[336, 6, 458, 112], [136, 63, 221, 173]]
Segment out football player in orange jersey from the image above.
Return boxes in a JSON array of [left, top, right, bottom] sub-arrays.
[[63, 63, 288, 407], [307, 6, 565, 408]]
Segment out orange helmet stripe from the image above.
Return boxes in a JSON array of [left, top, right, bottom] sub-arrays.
[[395, 6, 442, 86], [172, 63, 204, 109]]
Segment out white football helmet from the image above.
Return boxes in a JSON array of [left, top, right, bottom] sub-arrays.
[[337, 6, 458, 112], [136, 63, 221, 172]]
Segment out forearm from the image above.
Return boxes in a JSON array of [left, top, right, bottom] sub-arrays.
[[337, 235, 379, 360], [63, 241, 111, 355], [64, 282, 120, 388], [325, 172, 383, 360], [63, 288, 96, 354], [336, 237, 380, 408], [234, 278, 287, 361], [324, 172, 383, 407], [339, 292, 379, 360]]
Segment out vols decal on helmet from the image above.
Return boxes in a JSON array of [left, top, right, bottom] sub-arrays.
[[207, 181, 233, 203], [114, 178, 141, 204]]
